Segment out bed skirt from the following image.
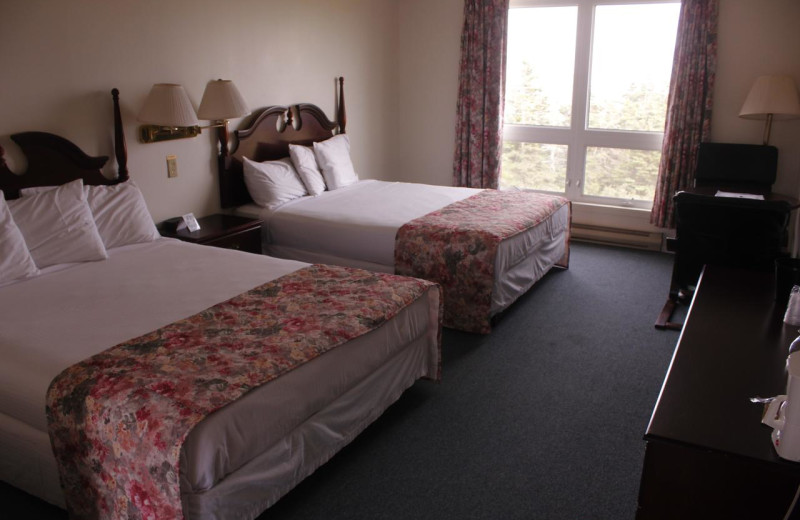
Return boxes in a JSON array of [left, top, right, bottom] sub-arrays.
[[1, 286, 440, 520], [263, 203, 571, 326]]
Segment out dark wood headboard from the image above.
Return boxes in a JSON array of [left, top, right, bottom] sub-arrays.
[[219, 77, 347, 209], [0, 89, 129, 199]]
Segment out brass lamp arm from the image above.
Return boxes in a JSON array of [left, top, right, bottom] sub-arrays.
[[139, 120, 226, 144]]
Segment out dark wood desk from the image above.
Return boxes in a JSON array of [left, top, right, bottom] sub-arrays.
[[639, 266, 800, 519]]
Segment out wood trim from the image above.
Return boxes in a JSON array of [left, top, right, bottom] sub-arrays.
[[337, 76, 347, 134], [654, 298, 682, 330], [0, 132, 112, 199], [112, 88, 129, 183], [219, 77, 346, 209], [0, 89, 129, 199]]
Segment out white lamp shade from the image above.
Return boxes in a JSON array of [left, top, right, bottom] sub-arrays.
[[739, 75, 800, 121], [138, 84, 199, 126], [197, 80, 250, 121]]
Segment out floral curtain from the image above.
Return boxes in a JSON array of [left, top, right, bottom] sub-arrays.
[[651, 0, 719, 228], [452, 0, 510, 189]]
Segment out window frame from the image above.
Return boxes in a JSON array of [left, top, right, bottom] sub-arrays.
[[504, 0, 679, 209]]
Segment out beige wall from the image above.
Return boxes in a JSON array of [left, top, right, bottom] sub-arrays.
[[392, 0, 464, 185], [0, 0, 397, 222], [712, 0, 800, 198], [2, 0, 798, 227]]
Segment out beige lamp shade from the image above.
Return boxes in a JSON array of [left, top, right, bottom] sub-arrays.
[[197, 80, 250, 121], [138, 84, 199, 127], [739, 75, 800, 120]]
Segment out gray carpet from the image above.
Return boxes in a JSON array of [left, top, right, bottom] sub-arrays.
[[262, 242, 680, 520], [1, 242, 681, 519]]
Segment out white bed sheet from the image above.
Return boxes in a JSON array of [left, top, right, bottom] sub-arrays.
[[237, 180, 480, 267], [237, 180, 570, 317], [0, 238, 439, 518], [0, 239, 304, 432]]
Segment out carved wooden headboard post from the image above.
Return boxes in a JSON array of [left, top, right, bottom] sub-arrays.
[[0, 145, 6, 176], [112, 88, 129, 182], [337, 76, 347, 134], [0, 89, 131, 198], [218, 120, 231, 158]]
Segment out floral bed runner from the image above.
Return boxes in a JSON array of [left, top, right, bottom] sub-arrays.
[[395, 190, 569, 334], [46, 264, 438, 520]]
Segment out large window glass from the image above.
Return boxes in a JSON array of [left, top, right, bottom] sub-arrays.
[[502, 141, 569, 192], [505, 6, 577, 128], [584, 146, 661, 200], [501, 0, 680, 207]]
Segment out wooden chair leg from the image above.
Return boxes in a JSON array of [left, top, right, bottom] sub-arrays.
[[657, 239, 685, 331], [655, 297, 682, 331]]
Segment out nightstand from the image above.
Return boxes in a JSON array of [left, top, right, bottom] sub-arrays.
[[158, 214, 263, 254]]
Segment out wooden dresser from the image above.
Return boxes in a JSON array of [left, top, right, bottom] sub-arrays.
[[638, 265, 800, 519]]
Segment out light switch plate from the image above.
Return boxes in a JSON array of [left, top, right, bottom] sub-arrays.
[[166, 155, 178, 178]]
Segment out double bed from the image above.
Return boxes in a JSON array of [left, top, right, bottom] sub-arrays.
[[0, 90, 441, 519], [219, 78, 571, 334]]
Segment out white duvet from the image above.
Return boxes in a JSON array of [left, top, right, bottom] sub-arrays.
[[238, 179, 480, 268], [0, 239, 305, 431], [237, 180, 571, 315], [0, 238, 440, 518]]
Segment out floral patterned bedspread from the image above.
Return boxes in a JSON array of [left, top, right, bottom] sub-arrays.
[[46, 264, 439, 520], [395, 190, 569, 334]]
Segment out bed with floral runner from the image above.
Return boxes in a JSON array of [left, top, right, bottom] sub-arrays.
[[47, 263, 438, 519], [219, 78, 571, 334], [0, 90, 442, 520], [396, 189, 569, 333]]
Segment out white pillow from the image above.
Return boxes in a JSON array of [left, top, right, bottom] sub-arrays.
[[288, 144, 326, 196], [8, 179, 108, 268], [86, 181, 160, 249], [21, 180, 160, 250], [0, 193, 40, 284], [313, 134, 358, 190], [243, 156, 308, 207]]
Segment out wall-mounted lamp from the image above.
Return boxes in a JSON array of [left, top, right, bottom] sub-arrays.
[[197, 79, 250, 157], [739, 74, 800, 145], [138, 84, 201, 143], [138, 80, 250, 146]]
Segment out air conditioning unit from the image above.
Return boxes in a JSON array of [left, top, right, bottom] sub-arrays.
[[571, 223, 663, 251]]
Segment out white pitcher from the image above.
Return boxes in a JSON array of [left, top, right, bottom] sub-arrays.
[[763, 352, 800, 461]]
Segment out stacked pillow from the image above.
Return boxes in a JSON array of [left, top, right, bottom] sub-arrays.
[[243, 157, 309, 206], [312, 134, 358, 190], [245, 134, 359, 207], [288, 144, 326, 196], [80, 180, 162, 249], [0, 191, 40, 284], [0, 178, 159, 285]]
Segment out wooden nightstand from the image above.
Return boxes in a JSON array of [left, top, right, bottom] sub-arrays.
[[158, 214, 263, 254]]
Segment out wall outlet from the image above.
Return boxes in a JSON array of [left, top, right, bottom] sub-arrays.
[[166, 155, 178, 178]]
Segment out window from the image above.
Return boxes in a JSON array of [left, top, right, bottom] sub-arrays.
[[502, 0, 680, 209]]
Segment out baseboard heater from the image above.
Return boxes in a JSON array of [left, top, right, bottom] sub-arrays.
[[571, 223, 663, 251]]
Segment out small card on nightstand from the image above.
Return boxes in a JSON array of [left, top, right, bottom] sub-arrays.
[[181, 213, 201, 232]]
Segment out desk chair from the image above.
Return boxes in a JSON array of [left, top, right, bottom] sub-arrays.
[[694, 142, 777, 191], [655, 143, 785, 330]]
